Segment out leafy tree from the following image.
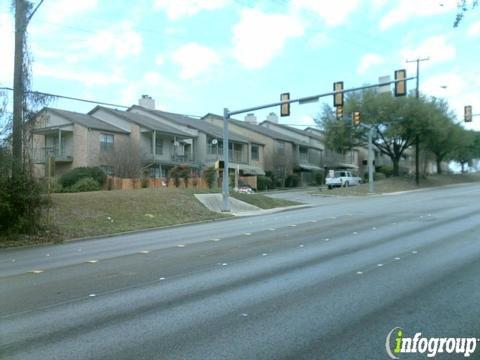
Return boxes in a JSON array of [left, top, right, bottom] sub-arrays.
[[454, 0, 479, 27], [316, 103, 364, 153], [422, 98, 461, 174], [451, 130, 479, 172], [317, 90, 432, 176]]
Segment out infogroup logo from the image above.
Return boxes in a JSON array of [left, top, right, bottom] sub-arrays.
[[385, 327, 479, 358]]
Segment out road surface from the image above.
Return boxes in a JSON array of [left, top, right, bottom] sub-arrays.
[[1, 183, 480, 359]]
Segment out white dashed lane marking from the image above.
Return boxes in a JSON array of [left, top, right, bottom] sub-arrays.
[[86, 260, 98, 264], [177, 244, 185, 248], [30, 270, 43, 274]]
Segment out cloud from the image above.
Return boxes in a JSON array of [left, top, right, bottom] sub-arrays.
[[232, 9, 304, 69], [172, 43, 221, 79], [422, 72, 464, 98], [43, 0, 97, 23], [401, 36, 456, 68], [380, 0, 456, 30], [467, 21, 480, 37], [291, 0, 360, 27], [357, 53, 384, 75], [33, 63, 126, 87], [0, 13, 14, 86], [154, 0, 228, 20], [82, 21, 143, 60], [308, 32, 330, 48], [155, 54, 165, 66]]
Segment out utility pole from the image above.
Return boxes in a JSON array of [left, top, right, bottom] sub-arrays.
[[12, 0, 28, 175], [406, 57, 429, 185], [12, 0, 45, 176]]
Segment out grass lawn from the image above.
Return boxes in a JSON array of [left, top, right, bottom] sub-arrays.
[[230, 192, 302, 209], [0, 187, 303, 248], [48, 188, 231, 240], [314, 173, 480, 196]]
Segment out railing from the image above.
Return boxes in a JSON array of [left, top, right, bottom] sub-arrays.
[[32, 147, 73, 163], [171, 154, 193, 163], [207, 146, 248, 163]]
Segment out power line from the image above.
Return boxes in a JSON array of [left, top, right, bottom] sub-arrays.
[[0, 86, 129, 108]]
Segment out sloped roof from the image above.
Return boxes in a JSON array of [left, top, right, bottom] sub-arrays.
[[90, 106, 193, 137], [45, 108, 128, 133], [203, 113, 302, 145], [130, 106, 254, 144], [260, 120, 324, 142]]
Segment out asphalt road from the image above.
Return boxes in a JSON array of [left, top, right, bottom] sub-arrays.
[[1, 183, 480, 359]]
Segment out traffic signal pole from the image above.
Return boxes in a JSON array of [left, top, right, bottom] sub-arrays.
[[407, 57, 429, 185], [220, 76, 415, 211], [222, 108, 230, 212]]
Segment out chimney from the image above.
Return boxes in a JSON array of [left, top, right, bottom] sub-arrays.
[[266, 112, 278, 123], [138, 94, 155, 109], [244, 113, 257, 124]]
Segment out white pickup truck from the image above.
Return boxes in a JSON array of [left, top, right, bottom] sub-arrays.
[[325, 170, 362, 189]]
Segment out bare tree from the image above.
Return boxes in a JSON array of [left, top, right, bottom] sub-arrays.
[[102, 140, 142, 178]]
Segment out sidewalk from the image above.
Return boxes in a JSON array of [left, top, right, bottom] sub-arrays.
[[194, 193, 310, 216]]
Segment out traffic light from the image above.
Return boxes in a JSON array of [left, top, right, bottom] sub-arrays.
[[336, 106, 343, 120], [280, 92, 290, 117], [464, 105, 472, 122], [352, 111, 361, 126], [333, 81, 344, 107], [394, 69, 407, 97]]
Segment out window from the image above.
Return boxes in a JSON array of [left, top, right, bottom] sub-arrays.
[[251, 145, 259, 161], [299, 147, 308, 162], [276, 141, 285, 154], [100, 134, 114, 152], [155, 135, 163, 155]]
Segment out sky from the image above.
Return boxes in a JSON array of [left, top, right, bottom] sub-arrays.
[[0, 0, 479, 130]]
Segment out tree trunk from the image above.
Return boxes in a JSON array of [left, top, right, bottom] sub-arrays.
[[392, 158, 400, 176], [436, 157, 442, 174]]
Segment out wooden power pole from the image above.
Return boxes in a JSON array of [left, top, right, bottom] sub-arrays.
[[12, 0, 28, 175]]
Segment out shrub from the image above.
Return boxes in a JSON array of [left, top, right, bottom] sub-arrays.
[[0, 171, 43, 234], [376, 165, 394, 178], [68, 177, 100, 192], [169, 167, 182, 187], [179, 165, 190, 188], [285, 174, 300, 187], [313, 170, 325, 185], [257, 176, 273, 191], [60, 167, 106, 188], [202, 167, 216, 189]]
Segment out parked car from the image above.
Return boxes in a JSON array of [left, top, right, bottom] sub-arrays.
[[325, 170, 362, 189], [236, 185, 255, 194]]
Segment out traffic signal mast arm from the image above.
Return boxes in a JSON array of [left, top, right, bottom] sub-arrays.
[[226, 76, 415, 117]]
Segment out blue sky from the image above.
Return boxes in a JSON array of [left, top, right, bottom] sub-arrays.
[[0, 0, 479, 130]]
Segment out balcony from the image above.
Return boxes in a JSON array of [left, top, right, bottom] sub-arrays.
[[171, 153, 193, 163], [207, 148, 248, 164], [33, 147, 73, 164]]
